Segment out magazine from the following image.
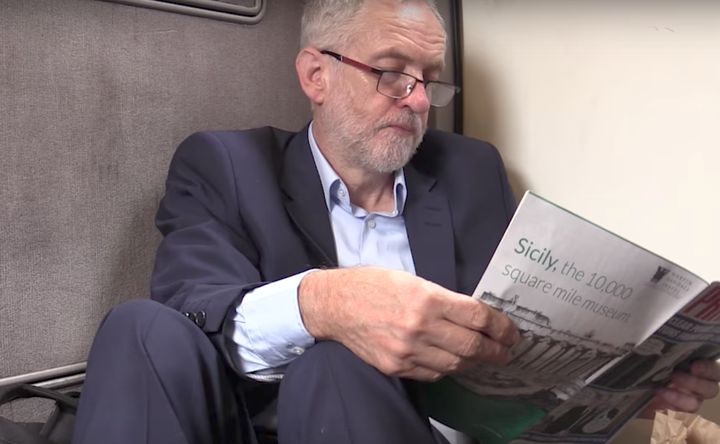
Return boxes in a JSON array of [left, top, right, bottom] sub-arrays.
[[424, 191, 720, 444]]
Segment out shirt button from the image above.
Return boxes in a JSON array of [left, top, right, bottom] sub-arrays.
[[367, 219, 376, 229], [338, 188, 346, 198], [289, 346, 305, 356]]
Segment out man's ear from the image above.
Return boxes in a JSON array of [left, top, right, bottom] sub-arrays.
[[296, 48, 328, 106]]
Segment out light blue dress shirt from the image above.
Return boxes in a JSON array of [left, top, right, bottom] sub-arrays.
[[227, 123, 416, 374]]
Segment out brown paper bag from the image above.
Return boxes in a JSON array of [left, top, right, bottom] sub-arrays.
[[651, 410, 720, 444]]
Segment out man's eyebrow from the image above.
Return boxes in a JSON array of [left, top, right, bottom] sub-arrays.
[[372, 48, 445, 71]]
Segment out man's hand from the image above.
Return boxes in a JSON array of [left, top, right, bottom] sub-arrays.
[[298, 267, 520, 381], [639, 359, 720, 418]]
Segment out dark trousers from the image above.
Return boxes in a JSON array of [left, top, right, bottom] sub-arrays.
[[72, 299, 446, 444]]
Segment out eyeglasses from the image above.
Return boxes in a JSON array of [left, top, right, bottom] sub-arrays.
[[320, 50, 460, 108]]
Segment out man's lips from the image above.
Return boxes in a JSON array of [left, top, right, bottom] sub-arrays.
[[386, 124, 417, 134]]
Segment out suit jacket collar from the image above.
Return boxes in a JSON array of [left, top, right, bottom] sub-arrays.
[[280, 125, 457, 291]]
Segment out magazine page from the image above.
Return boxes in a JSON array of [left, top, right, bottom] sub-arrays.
[[425, 192, 709, 444], [514, 282, 720, 443]]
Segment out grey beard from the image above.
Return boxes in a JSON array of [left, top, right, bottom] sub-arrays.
[[339, 113, 426, 174], [347, 131, 422, 174], [319, 99, 426, 174]]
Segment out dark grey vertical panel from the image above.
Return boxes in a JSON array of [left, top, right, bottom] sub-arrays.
[[429, 0, 463, 133]]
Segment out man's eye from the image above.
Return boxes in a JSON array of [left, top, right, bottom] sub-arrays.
[[379, 72, 404, 84]]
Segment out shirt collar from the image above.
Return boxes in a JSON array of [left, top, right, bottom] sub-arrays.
[[307, 122, 407, 216]]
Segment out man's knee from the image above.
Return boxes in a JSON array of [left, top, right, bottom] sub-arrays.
[[96, 298, 186, 339], [281, 340, 399, 400], [278, 342, 437, 444], [84, 298, 225, 397], [296, 340, 356, 361], [285, 341, 364, 378], [89, 298, 199, 363], [77, 299, 243, 444]]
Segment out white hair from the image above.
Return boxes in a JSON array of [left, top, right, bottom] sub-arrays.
[[300, 0, 446, 51]]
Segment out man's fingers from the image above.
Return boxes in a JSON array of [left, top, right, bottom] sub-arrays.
[[424, 321, 513, 365], [690, 359, 720, 383], [656, 387, 704, 413], [426, 333, 512, 369], [400, 342, 510, 381], [671, 370, 720, 400], [407, 368, 444, 382], [410, 345, 465, 376], [443, 296, 520, 347], [377, 345, 456, 381]]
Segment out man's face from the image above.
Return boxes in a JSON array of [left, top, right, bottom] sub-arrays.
[[318, 0, 447, 174]]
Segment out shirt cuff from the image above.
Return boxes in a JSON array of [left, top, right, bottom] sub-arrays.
[[227, 270, 317, 374]]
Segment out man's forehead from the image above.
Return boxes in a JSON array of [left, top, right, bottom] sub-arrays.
[[353, 1, 447, 66], [394, 2, 430, 21], [361, 0, 443, 27], [371, 47, 446, 71]]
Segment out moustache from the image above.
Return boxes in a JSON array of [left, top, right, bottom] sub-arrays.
[[376, 114, 424, 135]]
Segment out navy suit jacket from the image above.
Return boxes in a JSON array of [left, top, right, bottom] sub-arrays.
[[150, 125, 516, 381]]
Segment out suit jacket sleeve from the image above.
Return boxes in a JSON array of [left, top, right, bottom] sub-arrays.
[[151, 132, 265, 344]]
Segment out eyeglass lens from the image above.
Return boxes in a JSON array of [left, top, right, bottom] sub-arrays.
[[377, 72, 456, 107]]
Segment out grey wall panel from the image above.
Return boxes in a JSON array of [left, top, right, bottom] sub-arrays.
[[0, 0, 309, 397]]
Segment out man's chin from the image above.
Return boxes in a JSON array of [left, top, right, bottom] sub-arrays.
[[352, 130, 423, 173], [376, 147, 419, 173]]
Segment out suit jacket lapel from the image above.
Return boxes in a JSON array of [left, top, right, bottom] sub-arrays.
[[280, 127, 338, 267], [404, 162, 457, 292]]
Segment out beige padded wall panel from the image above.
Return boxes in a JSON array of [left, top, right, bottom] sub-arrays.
[[0, 0, 309, 391]]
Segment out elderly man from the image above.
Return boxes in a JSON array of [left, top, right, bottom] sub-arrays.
[[72, 0, 720, 443]]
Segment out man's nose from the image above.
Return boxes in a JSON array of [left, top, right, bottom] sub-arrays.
[[399, 82, 431, 114]]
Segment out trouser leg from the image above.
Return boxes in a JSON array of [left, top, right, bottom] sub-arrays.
[[277, 341, 446, 444], [72, 299, 251, 444]]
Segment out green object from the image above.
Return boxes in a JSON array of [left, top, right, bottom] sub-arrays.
[[423, 378, 547, 444]]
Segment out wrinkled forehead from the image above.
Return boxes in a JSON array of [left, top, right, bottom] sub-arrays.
[[354, 1, 446, 40], [350, 1, 447, 62]]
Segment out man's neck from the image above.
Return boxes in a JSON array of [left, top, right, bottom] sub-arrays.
[[341, 169, 396, 213]]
